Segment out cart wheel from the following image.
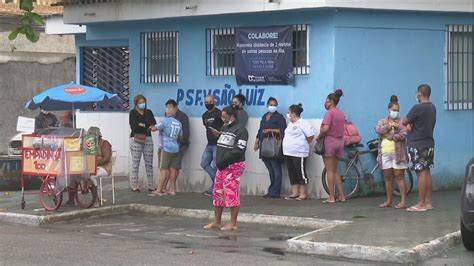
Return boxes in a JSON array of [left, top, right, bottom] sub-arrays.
[[39, 176, 63, 211], [75, 181, 97, 209]]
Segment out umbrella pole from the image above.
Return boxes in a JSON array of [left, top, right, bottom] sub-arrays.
[[72, 102, 76, 128]]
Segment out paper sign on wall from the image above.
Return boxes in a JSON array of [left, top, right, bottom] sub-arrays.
[[17, 116, 35, 133]]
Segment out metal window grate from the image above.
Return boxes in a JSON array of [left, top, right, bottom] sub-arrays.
[[206, 27, 235, 76], [206, 24, 310, 76], [141, 31, 179, 83], [446, 24, 473, 111], [81, 47, 130, 110]]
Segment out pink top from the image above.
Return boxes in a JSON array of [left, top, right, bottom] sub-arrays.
[[322, 108, 345, 138]]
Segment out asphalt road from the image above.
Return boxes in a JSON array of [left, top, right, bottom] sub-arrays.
[[1, 213, 473, 265]]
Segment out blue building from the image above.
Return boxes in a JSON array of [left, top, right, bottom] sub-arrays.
[[49, 1, 473, 197]]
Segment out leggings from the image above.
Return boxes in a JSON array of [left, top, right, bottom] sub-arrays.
[[129, 137, 154, 188]]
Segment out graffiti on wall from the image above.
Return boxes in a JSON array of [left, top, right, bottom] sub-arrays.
[[177, 84, 266, 107]]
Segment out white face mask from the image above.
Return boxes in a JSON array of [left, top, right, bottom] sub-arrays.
[[268, 106, 277, 113], [389, 111, 399, 119]]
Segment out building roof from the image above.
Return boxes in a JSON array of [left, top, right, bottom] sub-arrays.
[[60, 0, 473, 24]]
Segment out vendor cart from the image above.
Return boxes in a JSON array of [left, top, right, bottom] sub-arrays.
[[20, 128, 98, 211]]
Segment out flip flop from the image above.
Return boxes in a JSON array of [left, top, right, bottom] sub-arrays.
[[406, 206, 427, 212], [426, 205, 434, 210], [284, 195, 299, 200], [394, 204, 407, 209], [379, 202, 392, 208], [203, 223, 221, 230], [295, 197, 307, 201], [220, 225, 238, 231], [322, 200, 336, 204]]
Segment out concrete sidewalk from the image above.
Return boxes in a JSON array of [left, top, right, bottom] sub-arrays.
[[0, 178, 463, 263]]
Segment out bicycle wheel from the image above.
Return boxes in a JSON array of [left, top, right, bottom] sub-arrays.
[[383, 169, 415, 196], [322, 158, 360, 199], [75, 180, 97, 209], [39, 176, 63, 211], [391, 169, 414, 195]]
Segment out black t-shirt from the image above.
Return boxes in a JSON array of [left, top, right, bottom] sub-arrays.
[[406, 102, 437, 148], [129, 109, 157, 137], [202, 108, 223, 145]]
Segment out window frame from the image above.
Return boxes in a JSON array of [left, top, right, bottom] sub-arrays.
[[445, 24, 473, 111], [140, 31, 179, 83]]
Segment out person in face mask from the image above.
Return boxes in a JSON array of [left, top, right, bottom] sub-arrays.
[[375, 95, 409, 209], [253, 97, 287, 198], [231, 94, 249, 127], [200, 95, 223, 196], [282, 103, 315, 201], [316, 89, 346, 203], [34, 106, 59, 133], [129, 94, 157, 192], [204, 106, 248, 231]]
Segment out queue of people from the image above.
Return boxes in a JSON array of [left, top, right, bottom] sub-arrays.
[[119, 84, 436, 230]]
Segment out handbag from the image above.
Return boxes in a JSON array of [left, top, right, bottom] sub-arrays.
[[314, 136, 325, 155], [134, 133, 147, 144], [261, 132, 282, 159]]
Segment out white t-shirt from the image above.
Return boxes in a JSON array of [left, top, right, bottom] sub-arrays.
[[283, 118, 315, 157]]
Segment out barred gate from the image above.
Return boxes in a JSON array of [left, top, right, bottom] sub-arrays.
[[81, 47, 130, 110]]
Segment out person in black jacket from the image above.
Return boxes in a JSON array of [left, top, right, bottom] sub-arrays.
[[129, 95, 157, 192], [204, 106, 248, 231]]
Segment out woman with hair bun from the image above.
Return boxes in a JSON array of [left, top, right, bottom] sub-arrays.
[[282, 103, 315, 200], [375, 95, 408, 209], [316, 89, 346, 203]]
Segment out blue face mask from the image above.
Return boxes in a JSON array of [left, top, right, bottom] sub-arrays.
[[137, 103, 146, 110], [389, 111, 399, 119], [268, 106, 277, 113]]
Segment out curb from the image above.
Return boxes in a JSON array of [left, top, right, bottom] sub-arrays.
[[287, 230, 461, 264], [0, 212, 44, 226], [132, 204, 350, 229], [1, 204, 349, 230]]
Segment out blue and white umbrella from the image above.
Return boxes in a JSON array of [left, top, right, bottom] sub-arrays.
[[25, 82, 123, 111]]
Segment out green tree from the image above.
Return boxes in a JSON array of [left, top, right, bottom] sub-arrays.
[[6, 0, 45, 43]]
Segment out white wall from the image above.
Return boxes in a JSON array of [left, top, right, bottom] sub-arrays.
[[76, 111, 327, 198]]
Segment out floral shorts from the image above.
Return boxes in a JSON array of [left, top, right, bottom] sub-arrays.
[[213, 162, 245, 208], [408, 147, 434, 171]]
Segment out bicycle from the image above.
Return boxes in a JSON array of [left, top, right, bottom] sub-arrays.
[[321, 139, 414, 199], [39, 175, 98, 211]]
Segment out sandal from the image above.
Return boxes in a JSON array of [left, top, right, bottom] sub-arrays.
[[394, 204, 407, 209], [284, 195, 299, 200], [220, 224, 238, 231], [379, 202, 392, 208], [295, 197, 307, 201], [406, 206, 427, 212], [322, 199, 336, 204]]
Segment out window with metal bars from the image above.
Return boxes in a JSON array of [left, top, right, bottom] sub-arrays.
[[81, 47, 130, 110], [141, 31, 179, 83], [445, 25, 473, 110], [206, 25, 310, 76]]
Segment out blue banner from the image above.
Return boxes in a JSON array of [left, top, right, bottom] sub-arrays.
[[235, 26, 294, 85]]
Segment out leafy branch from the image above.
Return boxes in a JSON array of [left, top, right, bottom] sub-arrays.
[[6, 0, 45, 43]]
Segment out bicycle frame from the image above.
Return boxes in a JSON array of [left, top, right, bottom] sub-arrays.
[[342, 148, 379, 178]]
